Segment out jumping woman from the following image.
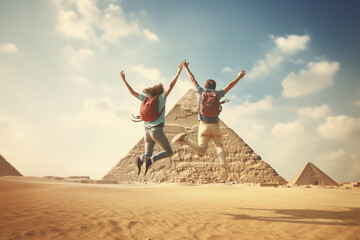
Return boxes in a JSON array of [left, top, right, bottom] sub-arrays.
[[120, 62, 183, 175]]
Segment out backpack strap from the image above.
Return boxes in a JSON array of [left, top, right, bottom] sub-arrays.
[[131, 114, 142, 122], [219, 99, 229, 113], [220, 99, 229, 105], [158, 106, 165, 115]]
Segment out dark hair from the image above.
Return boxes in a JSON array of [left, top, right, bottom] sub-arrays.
[[205, 79, 216, 90], [143, 83, 164, 98]]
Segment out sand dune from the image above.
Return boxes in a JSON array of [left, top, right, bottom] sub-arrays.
[[1, 176, 359, 240]]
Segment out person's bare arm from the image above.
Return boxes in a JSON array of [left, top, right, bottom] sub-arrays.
[[120, 70, 139, 98], [223, 70, 246, 95], [165, 62, 183, 97], [183, 60, 199, 87]]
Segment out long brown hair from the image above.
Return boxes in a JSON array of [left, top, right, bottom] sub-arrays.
[[143, 83, 164, 98]]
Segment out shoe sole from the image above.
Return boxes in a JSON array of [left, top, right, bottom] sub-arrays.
[[143, 159, 151, 176], [221, 171, 228, 182], [221, 165, 228, 182], [142, 157, 150, 176], [135, 156, 141, 175]]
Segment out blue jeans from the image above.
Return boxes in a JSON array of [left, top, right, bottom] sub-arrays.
[[142, 126, 173, 162]]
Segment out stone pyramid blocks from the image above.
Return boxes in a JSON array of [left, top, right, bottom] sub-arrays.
[[103, 89, 286, 184]]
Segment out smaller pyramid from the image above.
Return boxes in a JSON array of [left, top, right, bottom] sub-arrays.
[[0, 154, 22, 177], [288, 162, 338, 186]]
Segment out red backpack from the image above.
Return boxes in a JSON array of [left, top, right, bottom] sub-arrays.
[[200, 91, 229, 118], [131, 95, 164, 122]]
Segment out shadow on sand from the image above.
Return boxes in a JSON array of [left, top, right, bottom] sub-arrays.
[[223, 207, 360, 226]]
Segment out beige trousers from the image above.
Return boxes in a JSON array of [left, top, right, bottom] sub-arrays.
[[184, 121, 226, 164]]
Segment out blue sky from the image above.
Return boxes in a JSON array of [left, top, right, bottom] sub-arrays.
[[1, 0, 359, 181]]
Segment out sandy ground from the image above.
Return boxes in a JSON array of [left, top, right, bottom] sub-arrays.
[[0, 177, 359, 240]]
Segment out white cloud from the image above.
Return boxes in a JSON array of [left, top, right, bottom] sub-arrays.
[[81, 98, 129, 127], [222, 67, 233, 73], [62, 97, 132, 127], [233, 119, 266, 143], [101, 4, 140, 43], [69, 48, 94, 67], [275, 34, 310, 54], [52, 0, 156, 45], [315, 149, 360, 182], [317, 115, 360, 139], [272, 120, 304, 138], [247, 53, 283, 80], [56, 9, 96, 42], [143, 29, 159, 42], [247, 34, 310, 80], [297, 104, 331, 119], [241, 120, 265, 140], [72, 75, 95, 87], [316, 149, 348, 164], [53, 0, 100, 44], [0, 116, 24, 139], [219, 96, 273, 144], [233, 96, 273, 115], [76, 0, 102, 26], [131, 65, 161, 82], [221, 108, 266, 144], [282, 61, 340, 98], [101, 83, 120, 94], [290, 59, 306, 65], [0, 43, 18, 53]]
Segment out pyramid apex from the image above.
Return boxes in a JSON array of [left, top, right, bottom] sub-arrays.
[[168, 88, 198, 115], [174, 88, 196, 104]]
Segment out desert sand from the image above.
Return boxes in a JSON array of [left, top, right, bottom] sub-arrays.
[[1, 176, 359, 240]]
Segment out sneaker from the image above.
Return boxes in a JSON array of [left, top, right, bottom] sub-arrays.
[[171, 132, 186, 144], [220, 164, 228, 182], [135, 156, 142, 175], [143, 156, 152, 176]]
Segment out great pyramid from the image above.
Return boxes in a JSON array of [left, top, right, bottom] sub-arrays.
[[288, 162, 338, 186], [0, 154, 22, 177], [103, 89, 286, 184]]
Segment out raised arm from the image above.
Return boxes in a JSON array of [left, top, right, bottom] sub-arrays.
[[165, 62, 183, 97], [120, 70, 139, 98], [223, 69, 246, 95], [183, 60, 199, 88]]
